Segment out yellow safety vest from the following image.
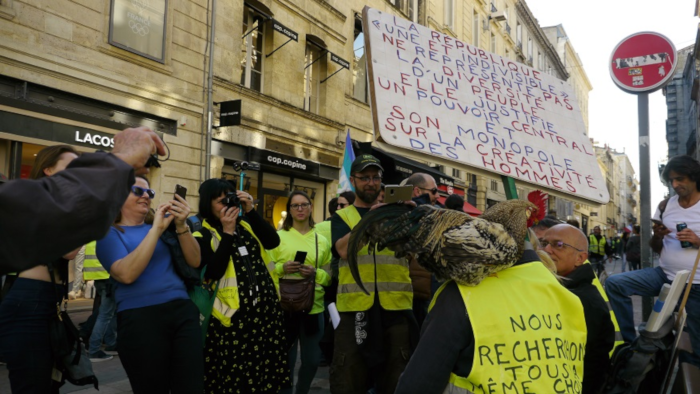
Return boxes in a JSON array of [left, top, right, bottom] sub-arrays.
[[193, 219, 271, 327], [588, 235, 606, 255], [432, 262, 587, 394], [335, 206, 412, 312], [585, 260, 625, 355], [82, 241, 109, 281]]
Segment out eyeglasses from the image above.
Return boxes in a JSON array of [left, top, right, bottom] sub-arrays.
[[419, 187, 439, 195], [337, 203, 348, 208], [131, 186, 155, 199], [540, 240, 583, 252], [352, 175, 382, 183], [290, 203, 311, 210]]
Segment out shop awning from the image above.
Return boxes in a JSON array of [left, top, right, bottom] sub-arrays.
[[370, 145, 455, 186], [437, 196, 482, 217]]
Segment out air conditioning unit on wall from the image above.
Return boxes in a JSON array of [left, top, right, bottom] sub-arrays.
[[491, 10, 507, 22]]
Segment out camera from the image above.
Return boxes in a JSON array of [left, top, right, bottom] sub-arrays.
[[222, 192, 240, 208], [232, 161, 249, 171]]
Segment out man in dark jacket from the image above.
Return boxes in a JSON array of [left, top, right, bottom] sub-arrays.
[[625, 225, 641, 271], [0, 126, 165, 274], [542, 224, 615, 394]]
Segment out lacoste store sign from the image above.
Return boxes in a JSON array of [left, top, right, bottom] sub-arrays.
[[0, 111, 115, 151], [362, 7, 608, 204]]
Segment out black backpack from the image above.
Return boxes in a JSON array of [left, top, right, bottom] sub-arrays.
[[601, 318, 675, 394]]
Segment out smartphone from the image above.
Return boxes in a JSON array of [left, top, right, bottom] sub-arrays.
[[384, 185, 414, 204], [293, 251, 308, 264], [174, 184, 187, 200]]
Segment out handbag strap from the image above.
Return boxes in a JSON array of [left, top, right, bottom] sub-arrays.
[[315, 233, 318, 270], [46, 260, 66, 313]]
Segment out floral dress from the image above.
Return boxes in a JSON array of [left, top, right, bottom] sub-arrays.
[[203, 228, 290, 393]]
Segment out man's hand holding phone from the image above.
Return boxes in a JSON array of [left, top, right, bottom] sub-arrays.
[[652, 219, 671, 238]]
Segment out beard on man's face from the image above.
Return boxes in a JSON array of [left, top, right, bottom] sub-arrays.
[[356, 187, 380, 204]]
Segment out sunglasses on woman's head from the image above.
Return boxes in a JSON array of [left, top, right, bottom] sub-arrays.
[[131, 186, 156, 199], [337, 203, 347, 208]]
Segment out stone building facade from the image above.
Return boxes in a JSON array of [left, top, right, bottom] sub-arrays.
[[0, 0, 601, 224]]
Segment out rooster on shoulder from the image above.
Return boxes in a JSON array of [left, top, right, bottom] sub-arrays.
[[347, 198, 543, 293]]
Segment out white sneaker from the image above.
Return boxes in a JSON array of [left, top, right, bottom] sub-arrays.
[[68, 291, 77, 300]]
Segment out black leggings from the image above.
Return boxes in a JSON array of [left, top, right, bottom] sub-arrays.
[[117, 299, 203, 394]]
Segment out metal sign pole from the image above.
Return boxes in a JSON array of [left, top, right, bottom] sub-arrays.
[[638, 93, 653, 320]]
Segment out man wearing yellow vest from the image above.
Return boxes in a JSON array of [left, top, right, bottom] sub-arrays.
[[589, 226, 610, 276], [330, 154, 414, 394], [84, 241, 117, 362], [395, 237, 587, 393], [542, 224, 615, 393]]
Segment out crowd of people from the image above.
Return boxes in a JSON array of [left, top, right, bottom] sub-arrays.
[[1, 126, 699, 393]]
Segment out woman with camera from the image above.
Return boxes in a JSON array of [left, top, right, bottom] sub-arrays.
[[268, 190, 332, 394], [0, 145, 80, 393], [96, 176, 203, 393], [195, 178, 289, 393]]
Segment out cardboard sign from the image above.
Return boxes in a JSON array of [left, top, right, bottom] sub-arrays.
[[362, 7, 609, 204]]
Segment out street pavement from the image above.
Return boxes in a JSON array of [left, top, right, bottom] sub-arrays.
[[0, 258, 644, 393]]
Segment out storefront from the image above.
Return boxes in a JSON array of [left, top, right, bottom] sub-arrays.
[[0, 75, 176, 181], [211, 140, 338, 228], [436, 182, 482, 216]]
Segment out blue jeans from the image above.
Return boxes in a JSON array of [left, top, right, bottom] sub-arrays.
[[281, 313, 324, 394], [89, 279, 117, 354], [0, 278, 63, 393], [605, 266, 700, 363]]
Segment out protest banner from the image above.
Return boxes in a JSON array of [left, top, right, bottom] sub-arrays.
[[362, 6, 609, 204]]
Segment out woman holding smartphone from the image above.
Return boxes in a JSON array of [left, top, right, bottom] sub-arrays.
[[195, 178, 289, 393], [269, 190, 332, 394], [96, 176, 203, 393]]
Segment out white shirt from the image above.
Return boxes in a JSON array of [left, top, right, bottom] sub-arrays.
[[653, 195, 700, 283]]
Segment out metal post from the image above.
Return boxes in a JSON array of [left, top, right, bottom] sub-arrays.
[[9, 141, 22, 179], [639, 93, 653, 321], [204, 0, 216, 181]]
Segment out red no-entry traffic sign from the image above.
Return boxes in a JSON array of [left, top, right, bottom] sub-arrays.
[[609, 32, 677, 94]]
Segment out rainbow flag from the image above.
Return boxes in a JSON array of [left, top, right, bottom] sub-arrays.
[[338, 131, 355, 193]]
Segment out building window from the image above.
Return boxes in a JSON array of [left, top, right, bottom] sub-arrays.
[[109, 0, 167, 63], [240, 4, 266, 92], [516, 22, 522, 47], [538, 52, 544, 71], [452, 168, 461, 178], [527, 37, 533, 59], [353, 16, 368, 103], [490, 179, 498, 192], [472, 10, 479, 46], [490, 33, 496, 53], [444, 0, 454, 30], [409, 0, 418, 23], [304, 39, 325, 114], [505, 49, 509, 59]]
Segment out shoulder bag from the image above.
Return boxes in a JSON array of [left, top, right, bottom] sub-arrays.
[[279, 234, 317, 313], [188, 265, 219, 344], [47, 261, 99, 389], [188, 227, 219, 343]]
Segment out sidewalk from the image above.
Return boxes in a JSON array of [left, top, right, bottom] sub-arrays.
[[1, 260, 647, 393]]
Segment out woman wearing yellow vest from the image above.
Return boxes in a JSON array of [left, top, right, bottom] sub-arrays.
[[194, 179, 290, 393], [0, 145, 81, 393], [268, 191, 332, 394]]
